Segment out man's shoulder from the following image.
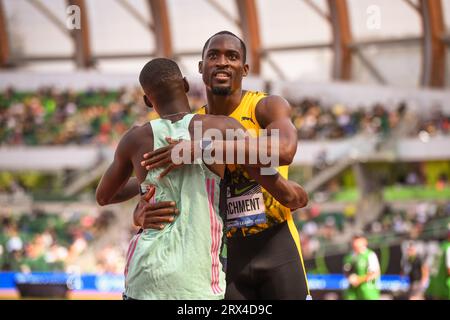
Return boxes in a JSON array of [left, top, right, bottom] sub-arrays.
[[118, 123, 152, 151], [255, 94, 290, 108], [254, 94, 292, 127], [123, 123, 151, 139]]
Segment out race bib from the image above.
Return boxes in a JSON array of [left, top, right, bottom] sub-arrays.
[[226, 187, 267, 228]]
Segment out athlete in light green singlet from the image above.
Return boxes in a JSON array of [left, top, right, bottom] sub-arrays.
[[124, 114, 225, 299]]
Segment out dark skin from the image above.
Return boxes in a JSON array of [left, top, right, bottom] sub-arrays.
[[136, 34, 300, 228], [96, 75, 308, 229]]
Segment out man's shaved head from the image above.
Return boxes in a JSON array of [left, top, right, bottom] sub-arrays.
[[139, 58, 184, 93]]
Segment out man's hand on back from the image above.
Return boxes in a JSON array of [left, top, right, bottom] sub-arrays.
[[141, 137, 197, 178], [133, 197, 179, 229]]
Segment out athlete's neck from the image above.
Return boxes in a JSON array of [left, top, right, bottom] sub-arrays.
[[205, 89, 245, 116], [157, 95, 191, 120]]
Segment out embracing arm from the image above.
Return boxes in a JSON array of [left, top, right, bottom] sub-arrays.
[[107, 177, 140, 204], [205, 96, 297, 167], [245, 167, 308, 210], [214, 116, 308, 210], [141, 96, 298, 172], [255, 95, 298, 165], [96, 129, 136, 206]]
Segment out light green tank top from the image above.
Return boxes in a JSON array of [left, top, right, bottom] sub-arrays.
[[124, 114, 225, 300]]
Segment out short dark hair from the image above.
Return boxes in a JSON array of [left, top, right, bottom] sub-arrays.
[[139, 58, 183, 91], [352, 232, 366, 240], [201, 31, 247, 63]]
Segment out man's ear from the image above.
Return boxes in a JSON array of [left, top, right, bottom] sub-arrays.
[[143, 95, 153, 109], [183, 77, 190, 93], [198, 61, 203, 74], [243, 63, 250, 77]]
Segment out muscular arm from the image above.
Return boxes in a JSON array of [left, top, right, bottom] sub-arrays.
[[245, 167, 308, 210], [96, 128, 136, 206], [255, 95, 298, 166], [205, 96, 298, 167], [208, 96, 298, 166], [209, 116, 307, 209], [142, 96, 298, 170], [108, 177, 140, 204]]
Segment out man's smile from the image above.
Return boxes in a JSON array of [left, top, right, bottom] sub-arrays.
[[213, 70, 231, 81]]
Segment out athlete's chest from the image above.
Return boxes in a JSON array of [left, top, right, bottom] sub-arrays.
[[229, 105, 260, 133]]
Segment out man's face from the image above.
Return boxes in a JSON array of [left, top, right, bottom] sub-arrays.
[[407, 246, 416, 257], [352, 238, 367, 254], [199, 34, 249, 96]]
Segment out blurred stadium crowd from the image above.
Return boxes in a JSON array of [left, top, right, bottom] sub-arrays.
[[0, 207, 129, 274], [298, 201, 450, 259], [0, 86, 449, 147], [1, 201, 448, 276]]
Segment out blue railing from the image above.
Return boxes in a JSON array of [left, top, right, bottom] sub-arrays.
[[0, 272, 410, 292]]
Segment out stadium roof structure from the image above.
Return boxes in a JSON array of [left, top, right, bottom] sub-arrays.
[[0, 0, 449, 88]]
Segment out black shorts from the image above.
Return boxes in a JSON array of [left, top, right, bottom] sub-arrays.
[[225, 221, 310, 300]]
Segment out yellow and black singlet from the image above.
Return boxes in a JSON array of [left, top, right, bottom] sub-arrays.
[[197, 91, 292, 238]]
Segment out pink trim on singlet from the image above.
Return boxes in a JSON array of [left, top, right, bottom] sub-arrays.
[[124, 232, 141, 277], [125, 186, 156, 277], [206, 178, 223, 294]]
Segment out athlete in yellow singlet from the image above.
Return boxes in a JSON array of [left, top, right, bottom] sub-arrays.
[[197, 91, 291, 237]]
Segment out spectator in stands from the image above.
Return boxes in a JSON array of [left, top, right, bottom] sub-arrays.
[[5, 224, 23, 254], [314, 149, 328, 173], [436, 173, 448, 191], [95, 245, 126, 274], [0, 86, 208, 146], [21, 235, 48, 272], [0, 208, 119, 273], [1, 89, 449, 145], [401, 241, 429, 300], [406, 171, 421, 186]]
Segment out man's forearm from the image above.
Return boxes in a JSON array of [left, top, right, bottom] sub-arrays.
[[246, 167, 307, 209], [268, 178, 308, 209], [108, 177, 140, 204], [207, 137, 282, 167]]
